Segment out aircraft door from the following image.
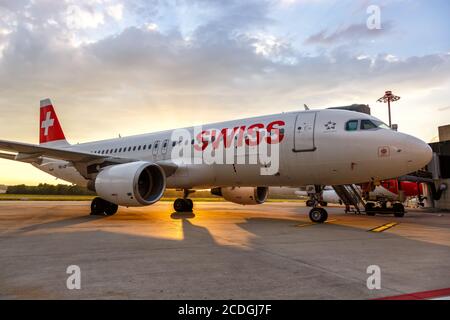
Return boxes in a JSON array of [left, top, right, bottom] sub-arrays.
[[293, 112, 317, 152]]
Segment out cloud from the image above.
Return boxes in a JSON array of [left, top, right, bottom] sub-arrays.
[[0, 0, 448, 142], [106, 4, 124, 21]]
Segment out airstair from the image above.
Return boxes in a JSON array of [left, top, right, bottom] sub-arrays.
[[332, 185, 366, 214]]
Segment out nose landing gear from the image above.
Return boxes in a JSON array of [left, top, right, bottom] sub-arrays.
[[309, 207, 328, 223], [306, 185, 329, 223]]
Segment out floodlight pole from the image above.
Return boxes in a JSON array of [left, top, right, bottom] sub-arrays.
[[377, 90, 401, 128]]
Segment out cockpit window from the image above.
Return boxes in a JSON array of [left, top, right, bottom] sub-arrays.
[[372, 120, 390, 129], [361, 120, 378, 130], [345, 120, 359, 131], [361, 119, 390, 130]]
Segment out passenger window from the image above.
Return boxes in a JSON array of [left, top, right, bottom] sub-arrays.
[[138, 146, 141, 151], [128, 147, 131, 152], [345, 120, 359, 131], [361, 120, 377, 130], [143, 145, 146, 150], [172, 141, 176, 147], [114, 149, 118, 153], [148, 144, 152, 149], [133, 146, 136, 151]]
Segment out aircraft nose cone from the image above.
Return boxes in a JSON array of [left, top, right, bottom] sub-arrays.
[[405, 136, 432, 170]]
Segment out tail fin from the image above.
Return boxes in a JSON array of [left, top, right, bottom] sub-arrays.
[[39, 99, 69, 146]]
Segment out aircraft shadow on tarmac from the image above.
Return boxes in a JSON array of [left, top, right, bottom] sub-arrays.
[[15, 215, 107, 234]]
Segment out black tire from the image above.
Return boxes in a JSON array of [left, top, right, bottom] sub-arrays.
[[393, 203, 405, 217], [174, 198, 187, 212], [104, 202, 119, 216], [91, 197, 105, 215], [185, 199, 194, 211], [306, 200, 314, 207], [393, 203, 405, 212], [309, 208, 328, 223], [394, 211, 405, 217]]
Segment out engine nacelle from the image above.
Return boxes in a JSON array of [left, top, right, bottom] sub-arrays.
[[93, 161, 166, 207], [211, 187, 268, 205]]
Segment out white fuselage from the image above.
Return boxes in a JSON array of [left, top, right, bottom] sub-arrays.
[[33, 109, 432, 190]]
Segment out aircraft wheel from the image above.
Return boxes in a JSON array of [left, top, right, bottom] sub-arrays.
[[306, 200, 314, 207], [91, 197, 106, 215], [104, 202, 119, 216], [309, 207, 328, 223], [174, 198, 192, 212], [185, 199, 194, 211]]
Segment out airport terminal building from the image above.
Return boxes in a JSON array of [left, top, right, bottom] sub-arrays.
[[428, 125, 450, 210]]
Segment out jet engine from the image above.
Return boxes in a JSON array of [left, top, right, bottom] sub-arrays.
[[91, 161, 166, 207], [211, 186, 269, 205]]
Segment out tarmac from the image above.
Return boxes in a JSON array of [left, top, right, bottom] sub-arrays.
[[0, 201, 449, 299]]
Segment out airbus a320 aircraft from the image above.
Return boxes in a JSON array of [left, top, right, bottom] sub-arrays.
[[0, 99, 432, 223]]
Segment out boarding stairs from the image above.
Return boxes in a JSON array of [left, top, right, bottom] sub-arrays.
[[332, 184, 366, 214]]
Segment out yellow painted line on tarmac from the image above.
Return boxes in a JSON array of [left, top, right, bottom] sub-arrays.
[[296, 219, 337, 228], [369, 222, 399, 233]]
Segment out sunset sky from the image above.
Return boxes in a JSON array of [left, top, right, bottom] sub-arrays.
[[0, 0, 449, 185]]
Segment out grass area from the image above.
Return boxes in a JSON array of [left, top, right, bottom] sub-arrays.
[[0, 194, 96, 201], [0, 193, 304, 202]]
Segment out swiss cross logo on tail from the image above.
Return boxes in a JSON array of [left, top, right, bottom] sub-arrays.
[[41, 111, 54, 136], [39, 99, 67, 145]]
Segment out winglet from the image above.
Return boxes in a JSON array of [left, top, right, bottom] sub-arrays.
[[39, 99, 68, 145]]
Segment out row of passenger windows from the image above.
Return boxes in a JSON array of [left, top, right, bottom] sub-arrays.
[[345, 119, 390, 131], [91, 138, 198, 155]]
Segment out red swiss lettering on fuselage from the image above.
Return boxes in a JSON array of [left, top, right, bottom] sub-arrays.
[[195, 120, 285, 150]]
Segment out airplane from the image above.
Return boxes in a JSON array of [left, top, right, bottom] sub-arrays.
[[0, 99, 432, 223]]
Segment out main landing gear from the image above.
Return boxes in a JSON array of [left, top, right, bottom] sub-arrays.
[[173, 189, 194, 213], [91, 197, 118, 216]]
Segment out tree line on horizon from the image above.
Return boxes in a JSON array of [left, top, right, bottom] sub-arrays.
[[6, 184, 95, 195]]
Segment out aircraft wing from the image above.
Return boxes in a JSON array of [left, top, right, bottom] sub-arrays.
[[0, 139, 105, 163], [0, 139, 178, 178], [0, 152, 16, 161]]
